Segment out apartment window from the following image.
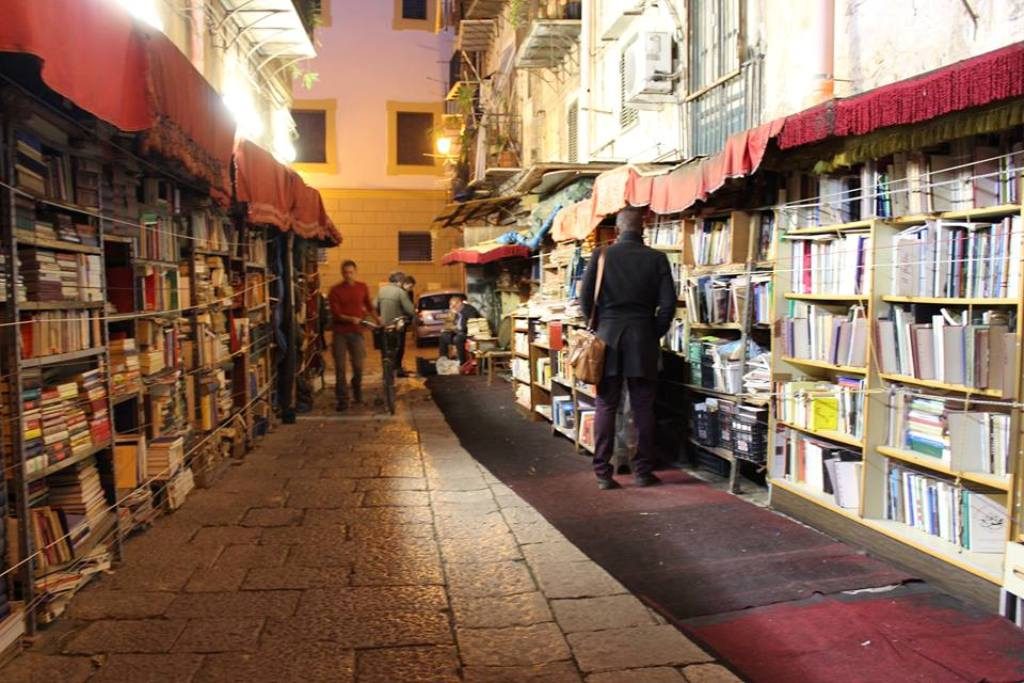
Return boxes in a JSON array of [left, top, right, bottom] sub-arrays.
[[567, 101, 579, 163], [398, 231, 432, 262], [396, 112, 434, 166], [293, 110, 326, 163], [619, 41, 639, 130], [393, 0, 435, 30], [387, 102, 442, 175], [291, 99, 338, 173], [688, 0, 741, 92], [402, 0, 427, 19]]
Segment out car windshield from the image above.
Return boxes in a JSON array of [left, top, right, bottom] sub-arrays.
[[418, 294, 458, 311]]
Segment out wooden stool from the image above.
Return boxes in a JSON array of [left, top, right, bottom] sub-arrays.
[[478, 350, 513, 385]]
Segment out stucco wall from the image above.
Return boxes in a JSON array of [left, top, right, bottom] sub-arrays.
[[296, 0, 453, 191]]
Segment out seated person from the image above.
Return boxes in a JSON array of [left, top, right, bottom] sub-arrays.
[[438, 294, 480, 364]]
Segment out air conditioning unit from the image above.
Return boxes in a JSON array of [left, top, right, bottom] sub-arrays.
[[623, 31, 675, 108]]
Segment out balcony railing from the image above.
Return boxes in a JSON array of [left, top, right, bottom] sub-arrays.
[[513, 0, 582, 70], [688, 55, 764, 158]]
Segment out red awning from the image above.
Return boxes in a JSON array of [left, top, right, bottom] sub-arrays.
[[641, 119, 784, 214], [0, 0, 236, 202], [442, 244, 531, 265], [779, 41, 1024, 149], [233, 139, 341, 246], [0, 0, 150, 131], [140, 31, 236, 204], [234, 139, 294, 231]]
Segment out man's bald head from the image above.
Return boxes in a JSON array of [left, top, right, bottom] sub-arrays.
[[615, 205, 645, 234]]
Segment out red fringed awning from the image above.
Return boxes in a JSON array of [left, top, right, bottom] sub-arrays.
[[0, 0, 236, 202], [234, 139, 341, 246], [290, 170, 342, 246], [442, 245, 531, 265], [234, 139, 293, 231], [0, 0, 150, 131], [140, 31, 235, 204], [779, 41, 1024, 149]]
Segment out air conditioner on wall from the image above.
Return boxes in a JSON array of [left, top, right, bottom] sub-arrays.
[[623, 31, 676, 109]]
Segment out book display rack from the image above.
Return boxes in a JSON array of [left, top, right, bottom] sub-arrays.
[[769, 134, 1024, 592], [0, 90, 290, 636]]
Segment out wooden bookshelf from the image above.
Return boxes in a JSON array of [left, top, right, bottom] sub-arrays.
[[770, 163, 1024, 592]]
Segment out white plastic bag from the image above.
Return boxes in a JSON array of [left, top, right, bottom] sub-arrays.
[[435, 358, 461, 375]]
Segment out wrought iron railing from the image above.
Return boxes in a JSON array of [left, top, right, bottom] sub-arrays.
[[688, 55, 764, 158]]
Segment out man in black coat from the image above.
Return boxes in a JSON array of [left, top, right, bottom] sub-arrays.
[[579, 206, 676, 489], [439, 294, 481, 364]]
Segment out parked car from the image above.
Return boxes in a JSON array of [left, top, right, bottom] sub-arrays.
[[414, 289, 465, 346]]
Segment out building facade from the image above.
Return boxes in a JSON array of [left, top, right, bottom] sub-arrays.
[[293, 0, 464, 295]]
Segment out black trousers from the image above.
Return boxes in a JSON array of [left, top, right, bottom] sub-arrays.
[[439, 331, 467, 363], [396, 328, 407, 370], [593, 375, 657, 480]]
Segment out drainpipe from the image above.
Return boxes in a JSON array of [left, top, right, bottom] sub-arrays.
[[812, 0, 835, 103]]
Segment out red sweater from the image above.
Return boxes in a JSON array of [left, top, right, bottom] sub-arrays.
[[328, 281, 372, 334]]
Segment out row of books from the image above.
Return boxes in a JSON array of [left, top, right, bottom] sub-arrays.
[[136, 212, 180, 263], [18, 250, 102, 303], [512, 357, 530, 384], [247, 232, 267, 266], [780, 302, 868, 368], [14, 200, 100, 248], [785, 232, 869, 296], [690, 218, 734, 266], [646, 224, 682, 248], [18, 310, 102, 359], [535, 357, 552, 388], [885, 388, 1013, 476], [190, 210, 230, 253], [779, 145, 1022, 229], [892, 218, 1022, 299], [192, 256, 232, 306], [779, 428, 863, 510], [552, 395, 575, 432], [885, 462, 1006, 553], [876, 306, 1016, 394], [683, 273, 771, 326], [776, 378, 866, 441]]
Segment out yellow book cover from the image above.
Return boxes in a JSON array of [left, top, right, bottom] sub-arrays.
[[810, 396, 840, 432]]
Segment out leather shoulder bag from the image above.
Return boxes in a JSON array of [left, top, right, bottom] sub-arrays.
[[568, 251, 607, 385]]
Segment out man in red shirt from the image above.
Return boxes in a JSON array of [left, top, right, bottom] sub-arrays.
[[328, 260, 380, 410]]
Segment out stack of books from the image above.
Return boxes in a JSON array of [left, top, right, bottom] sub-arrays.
[[19, 250, 62, 302], [9, 371, 45, 475], [777, 378, 866, 440], [875, 306, 1016, 394], [29, 506, 75, 571], [139, 349, 165, 376], [780, 302, 868, 367], [892, 218, 1022, 299], [109, 338, 142, 397], [48, 459, 109, 535], [786, 232, 869, 295], [885, 463, 1007, 553], [146, 375, 184, 438], [886, 388, 1012, 475], [40, 383, 72, 467], [65, 402, 93, 458], [780, 428, 863, 509], [76, 369, 111, 447], [146, 436, 184, 480], [13, 130, 51, 197]]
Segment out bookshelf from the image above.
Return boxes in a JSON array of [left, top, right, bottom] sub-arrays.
[[678, 209, 774, 492], [770, 153, 1024, 590]]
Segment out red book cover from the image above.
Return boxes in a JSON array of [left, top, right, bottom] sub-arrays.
[[107, 266, 135, 313], [550, 321, 563, 350]]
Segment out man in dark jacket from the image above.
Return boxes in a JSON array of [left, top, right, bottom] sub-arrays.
[[439, 294, 481, 364], [579, 206, 676, 489]]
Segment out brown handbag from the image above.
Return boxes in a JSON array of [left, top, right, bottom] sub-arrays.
[[568, 251, 606, 385]]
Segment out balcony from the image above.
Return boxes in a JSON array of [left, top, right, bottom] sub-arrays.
[[457, 19, 495, 52], [447, 51, 484, 105], [465, 0, 507, 20], [514, 0, 582, 70]]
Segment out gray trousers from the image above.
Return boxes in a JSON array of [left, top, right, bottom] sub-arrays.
[[333, 332, 366, 403]]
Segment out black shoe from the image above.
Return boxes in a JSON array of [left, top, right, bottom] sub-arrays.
[[634, 473, 662, 487], [596, 478, 621, 490], [616, 464, 632, 475]]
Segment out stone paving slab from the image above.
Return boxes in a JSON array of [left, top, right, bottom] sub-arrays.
[[0, 387, 727, 682]]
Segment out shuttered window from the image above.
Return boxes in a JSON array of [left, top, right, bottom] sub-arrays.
[[688, 0, 741, 92], [567, 101, 579, 163], [398, 231, 433, 262], [619, 41, 639, 129]]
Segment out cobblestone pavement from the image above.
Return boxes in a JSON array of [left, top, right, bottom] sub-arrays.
[[3, 383, 740, 682]]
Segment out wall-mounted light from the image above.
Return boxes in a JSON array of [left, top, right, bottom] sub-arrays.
[[435, 136, 454, 157]]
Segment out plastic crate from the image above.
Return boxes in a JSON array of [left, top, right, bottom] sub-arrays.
[[717, 400, 737, 448], [696, 448, 731, 477], [693, 403, 719, 447], [732, 407, 768, 463]]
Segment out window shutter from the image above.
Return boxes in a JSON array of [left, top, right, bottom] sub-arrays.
[[398, 232, 433, 262], [619, 43, 639, 129], [567, 101, 579, 163]]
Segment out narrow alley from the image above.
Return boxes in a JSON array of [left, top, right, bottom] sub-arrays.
[[2, 381, 732, 682]]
